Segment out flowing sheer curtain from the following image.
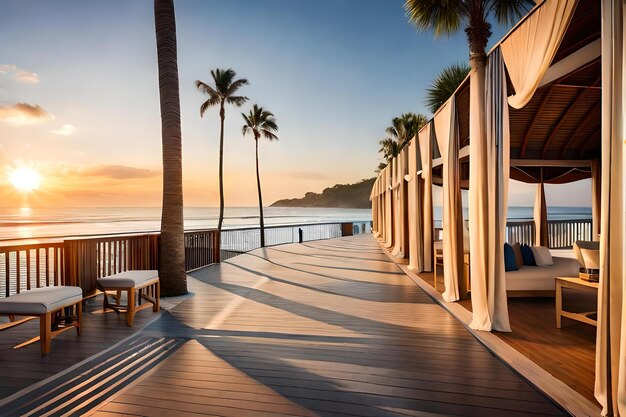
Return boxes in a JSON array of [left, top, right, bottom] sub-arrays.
[[469, 47, 512, 332], [384, 163, 394, 249], [434, 98, 464, 302], [596, 1, 626, 414], [534, 181, 549, 246], [392, 149, 408, 258], [408, 138, 424, 270], [501, 0, 578, 109], [419, 123, 434, 272]]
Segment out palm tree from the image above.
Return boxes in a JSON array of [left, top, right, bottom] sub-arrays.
[[387, 113, 429, 148], [378, 112, 428, 164], [404, 0, 533, 158], [195, 69, 248, 243], [241, 104, 278, 248], [426, 63, 471, 113], [378, 137, 401, 162], [154, 0, 186, 295]]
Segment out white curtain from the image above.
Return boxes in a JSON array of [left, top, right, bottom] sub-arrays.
[[370, 177, 378, 237], [408, 138, 424, 270], [596, 1, 626, 415], [534, 181, 549, 246], [392, 149, 408, 258], [384, 162, 394, 249], [419, 123, 434, 272], [469, 47, 512, 332], [434, 98, 464, 302], [501, 0, 578, 109], [592, 159, 601, 240]]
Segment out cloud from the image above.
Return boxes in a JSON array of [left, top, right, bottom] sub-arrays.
[[0, 64, 39, 84], [51, 124, 77, 136], [0, 103, 53, 125], [80, 165, 159, 179]]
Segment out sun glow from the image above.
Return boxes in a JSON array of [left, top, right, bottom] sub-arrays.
[[9, 167, 41, 192]]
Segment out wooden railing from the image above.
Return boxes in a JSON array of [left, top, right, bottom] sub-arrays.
[[184, 230, 220, 271], [506, 221, 535, 246], [505, 219, 592, 249], [0, 242, 65, 297], [547, 219, 593, 249], [0, 221, 372, 298]]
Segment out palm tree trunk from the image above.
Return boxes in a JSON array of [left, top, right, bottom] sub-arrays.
[[154, 0, 187, 296], [255, 138, 265, 247], [217, 103, 225, 259]]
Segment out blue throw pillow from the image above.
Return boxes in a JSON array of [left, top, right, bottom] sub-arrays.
[[504, 243, 519, 271], [521, 244, 536, 266]]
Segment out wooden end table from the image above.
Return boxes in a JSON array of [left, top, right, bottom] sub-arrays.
[[555, 276, 599, 328]]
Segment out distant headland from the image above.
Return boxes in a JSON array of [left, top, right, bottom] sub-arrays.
[[271, 178, 375, 209]]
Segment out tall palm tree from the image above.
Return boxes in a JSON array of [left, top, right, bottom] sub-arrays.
[[242, 105, 278, 248], [378, 112, 428, 164], [426, 63, 471, 113], [404, 0, 533, 160], [195, 69, 248, 243], [154, 0, 186, 295]]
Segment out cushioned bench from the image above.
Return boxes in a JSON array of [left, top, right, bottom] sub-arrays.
[[0, 286, 82, 355], [97, 270, 160, 326]]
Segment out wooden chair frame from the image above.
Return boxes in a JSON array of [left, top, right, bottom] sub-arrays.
[[98, 277, 160, 326], [0, 301, 82, 355]]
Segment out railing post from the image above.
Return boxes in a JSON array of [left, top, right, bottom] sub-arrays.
[[341, 223, 353, 237], [63, 239, 98, 295]]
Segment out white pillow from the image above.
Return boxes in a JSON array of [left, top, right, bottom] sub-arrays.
[[531, 246, 554, 266]]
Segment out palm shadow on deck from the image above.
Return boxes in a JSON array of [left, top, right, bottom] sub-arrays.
[[169, 235, 569, 417]]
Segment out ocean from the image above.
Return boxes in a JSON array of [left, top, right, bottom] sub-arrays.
[[0, 206, 591, 242]]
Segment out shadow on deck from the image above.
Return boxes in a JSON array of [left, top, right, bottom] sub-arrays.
[[0, 235, 569, 416]]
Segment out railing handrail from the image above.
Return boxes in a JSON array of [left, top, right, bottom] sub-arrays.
[[0, 220, 371, 246]]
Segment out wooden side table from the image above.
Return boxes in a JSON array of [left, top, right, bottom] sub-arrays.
[[555, 276, 599, 328]]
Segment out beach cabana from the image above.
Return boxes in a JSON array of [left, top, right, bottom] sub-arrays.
[[372, 0, 626, 413]]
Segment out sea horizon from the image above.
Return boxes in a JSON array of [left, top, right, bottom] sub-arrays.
[[0, 205, 592, 242]]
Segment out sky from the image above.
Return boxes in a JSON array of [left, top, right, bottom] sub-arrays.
[[0, 0, 590, 208]]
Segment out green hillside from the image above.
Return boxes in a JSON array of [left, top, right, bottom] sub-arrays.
[[271, 178, 375, 208]]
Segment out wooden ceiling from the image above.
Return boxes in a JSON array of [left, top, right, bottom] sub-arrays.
[[509, 0, 601, 183]]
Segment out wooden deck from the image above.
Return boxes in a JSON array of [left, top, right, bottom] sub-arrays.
[[1, 236, 568, 416], [421, 263, 598, 408]]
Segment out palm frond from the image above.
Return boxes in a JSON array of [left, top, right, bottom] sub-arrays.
[[488, 0, 535, 26], [212, 68, 236, 94], [262, 130, 279, 141], [426, 63, 470, 113], [226, 78, 249, 96], [227, 95, 249, 107], [242, 104, 279, 142], [195, 80, 219, 97], [200, 96, 220, 116], [404, 0, 465, 37]]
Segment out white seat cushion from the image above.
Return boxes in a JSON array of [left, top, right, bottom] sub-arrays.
[[98, 270, 159, 288], [0, 286, 82, 315]]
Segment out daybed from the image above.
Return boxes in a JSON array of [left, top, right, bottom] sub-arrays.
[[506, 256, 581, 297]]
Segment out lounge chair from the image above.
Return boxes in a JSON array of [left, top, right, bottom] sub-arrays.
[[0, 286, 82, 355], [97, 270, 160, 326]]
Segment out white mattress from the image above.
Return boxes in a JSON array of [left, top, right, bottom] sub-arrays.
[[506, 256, 581, 291]]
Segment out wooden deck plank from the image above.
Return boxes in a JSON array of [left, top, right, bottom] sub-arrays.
[[94, 236, 567, 417], [3, 236, 570, 416]]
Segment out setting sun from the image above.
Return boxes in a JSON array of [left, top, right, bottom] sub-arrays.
[[9, 167, 41, 192]]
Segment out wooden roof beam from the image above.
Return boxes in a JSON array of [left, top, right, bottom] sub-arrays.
[[559, 101, 601, 158], [520, 85, 555, 158], [540, 77, 601, 158], [511, 159, 592, 167]]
